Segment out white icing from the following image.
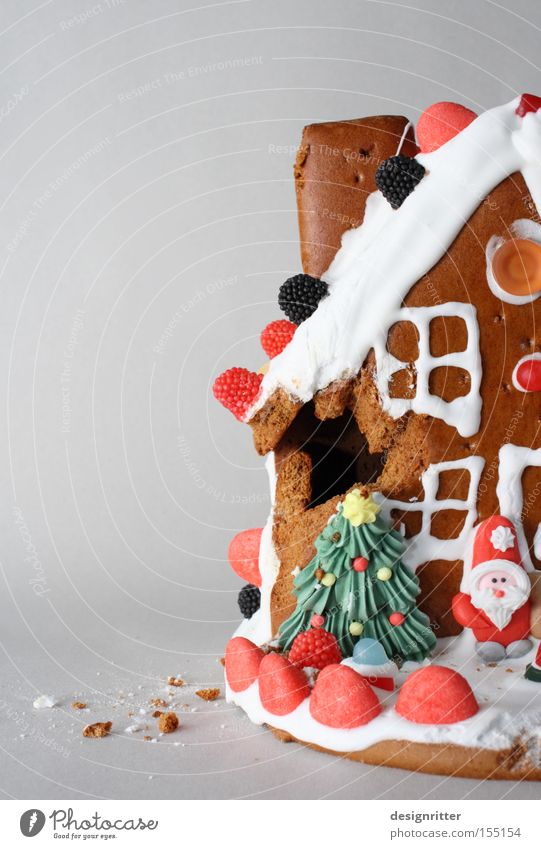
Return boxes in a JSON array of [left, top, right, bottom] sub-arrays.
[[342, 657, 398, 679], [497, 444, 541, 571], [490, 524, 516, 552], [376, 456, 485, 572], [227, 631, 541, 757], [249, 98, 541, 438], [535, 524, 541, 560], [234, 454, 280, 645], [373, 302, 481, 437], [486, 219, 541, 306], [512, 352, 541, 392]]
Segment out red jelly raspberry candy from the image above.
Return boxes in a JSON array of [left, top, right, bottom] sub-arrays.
[[260, 320, 296, 359], [309, 664, 382, 729], [228, 528, 263, 586], [288, 627, 342, 670], [417, 102, 477, 153], [258, 653, 310, 715], [396, 665, 478, 725], [213, 367, 263, 421], [225, 637, 264, 693]]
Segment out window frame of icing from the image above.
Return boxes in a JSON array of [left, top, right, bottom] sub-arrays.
[[496, 444, 541, 570], [373, 303, 482, 438], [485, 219, 541, 306], [376, 456, 485, 572]]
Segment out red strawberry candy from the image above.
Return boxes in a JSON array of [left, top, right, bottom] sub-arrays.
[[228, 528, 263, 586], [258, 653, 310, 715], [417, 102, 477, 153], [516, 93, 541, 117], [396, 665, 478, 725], [288, 627, 342, 670], [310, 664, 382, 729], [225, 637, 264, 693], [213, 367, 263, 421], [260, 320, 296, 359]]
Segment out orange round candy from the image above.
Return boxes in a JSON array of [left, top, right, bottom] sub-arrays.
[[492, 238, 541, 297]]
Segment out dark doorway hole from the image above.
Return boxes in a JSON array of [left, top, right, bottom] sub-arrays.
[[280, 404, 385, 509]]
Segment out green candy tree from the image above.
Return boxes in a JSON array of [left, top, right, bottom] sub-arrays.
[[279, 490, 436, 661]]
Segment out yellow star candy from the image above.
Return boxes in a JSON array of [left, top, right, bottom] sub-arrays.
[[342, 490, 380, 526]]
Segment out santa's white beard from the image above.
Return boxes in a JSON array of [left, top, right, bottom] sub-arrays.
[[470, 584, 528, 631]]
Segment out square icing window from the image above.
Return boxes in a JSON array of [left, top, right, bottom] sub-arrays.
[[435, 467, 471, 501], [430, 510, 469, 540], [429, 315, 468, 356], [429, 366, 471, 402], [386, 320, 419, 362]]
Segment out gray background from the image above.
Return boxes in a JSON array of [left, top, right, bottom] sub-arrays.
[[0, 0, 540, 799]]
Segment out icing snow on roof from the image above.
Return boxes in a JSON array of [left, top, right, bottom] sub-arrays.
[[248, 97, 541, 436]]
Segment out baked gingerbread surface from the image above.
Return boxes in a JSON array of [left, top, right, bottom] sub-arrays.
[[215, 96, 541, 780]]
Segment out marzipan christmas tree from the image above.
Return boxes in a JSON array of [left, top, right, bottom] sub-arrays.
[[279, 491, 436, 661]]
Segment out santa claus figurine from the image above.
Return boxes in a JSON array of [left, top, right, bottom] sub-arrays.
[[452, 516, 533, 663]]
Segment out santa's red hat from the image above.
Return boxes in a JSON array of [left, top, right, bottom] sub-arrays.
[[464, 516, 529, 593]]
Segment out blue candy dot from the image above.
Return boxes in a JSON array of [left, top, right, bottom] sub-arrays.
[[352, 637, 388, 665]]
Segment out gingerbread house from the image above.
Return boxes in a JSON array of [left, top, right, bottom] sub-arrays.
[[215, 96, 541, 779]]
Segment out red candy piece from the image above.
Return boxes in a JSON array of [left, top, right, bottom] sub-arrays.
[[258, 653, 310, 715], [260, 319, 296, 359], [515, 358, 541, 392], [364, 675, 395, 692], [310, 614, 325, 628], [516, 93, 541, 117], [228, 527, 263, 586], [389, 612, 405, 626], [213, 367, 263, 421], [396, 665, 478, 725], [309, 665, 382, 729], [225, 637, 264, 693], [352, 556, 369, 572], [417, 102, 477, 153], [288, 627, 342, 670]]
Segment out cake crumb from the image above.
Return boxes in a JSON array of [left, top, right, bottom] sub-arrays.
[[83, 721, 112, 738], [144, 735, 152, 741], [152, 710, 163, 718], [195, 688, 221, 702], [149, 698, 167, 708], [167, 676, 185, 687], [158, 711, 179, 733], [72, 701, 87, 710], [218, 657, 225, 667]]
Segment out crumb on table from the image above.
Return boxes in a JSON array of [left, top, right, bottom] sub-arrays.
[[82, 721, 112, 738], [149, 698, 167, 708], [167, 676, 185, 687], [72, 701, 87, 710], [195, 688, 221, 702], [158, 711, 179, 733]]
